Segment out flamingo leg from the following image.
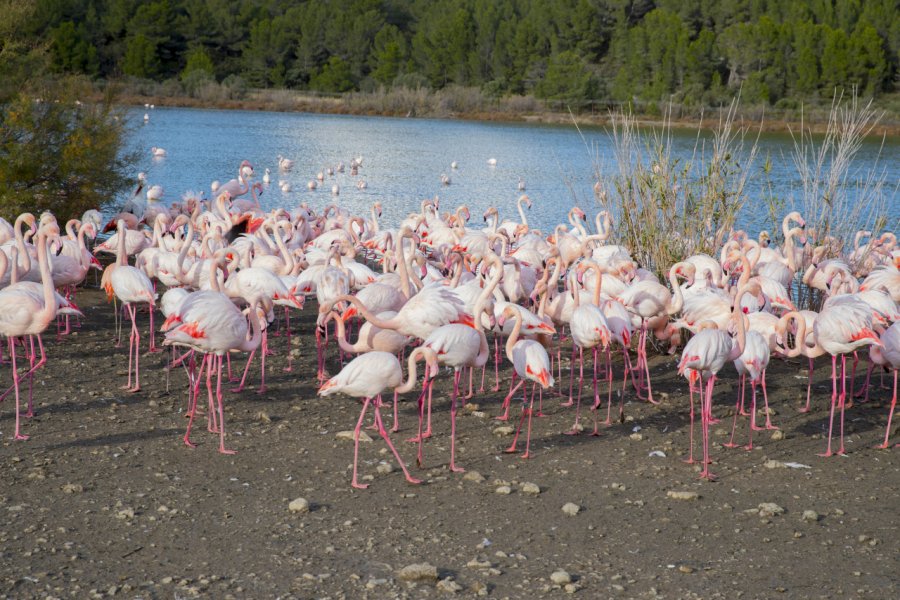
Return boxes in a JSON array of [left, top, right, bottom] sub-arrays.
[[745, 380, 758, 450], [231, 350, 256, 393], [505, 381, 530, 454], [819, 355, 840, 457], [183, 354, 207, 448], [877, 369, 898, 449], [521, 383, 537, 459], [257, 331, 268, 394], [374, 395, 420, 485], [837, 354, 847, 455], [495, 372, 520, 421], [147, 303, 161, 352], [283, 308, 293, 372], [351, 397, 372, 489], [684, 373, 699, 464], [561, 343, 577, 407], [724, 375, 743, 449], [699, 375, 717, 480], [449, 369, 465, 472], [216, 355, 236, 454], [390, 389, 400, 433], [760, 372, 778, 429], [8, 337, 28, 440], [799, 356, 815, 413], [492, 334, 501, 391], [564, 346, 585, 435]]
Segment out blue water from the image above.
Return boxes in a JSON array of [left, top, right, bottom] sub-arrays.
[[124, 107, 899, 235]]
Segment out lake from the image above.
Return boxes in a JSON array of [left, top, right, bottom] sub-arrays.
[[126, 107, 899, 236]]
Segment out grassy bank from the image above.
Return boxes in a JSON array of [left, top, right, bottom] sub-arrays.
[[98, 79, 900, 137]]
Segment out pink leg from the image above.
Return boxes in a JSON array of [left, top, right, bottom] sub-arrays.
[[283, 308, 293, 372], [183, 355, 207, 448], [837, 354, 847, 455], [374, 395, 420, 485], [723, 376, 743, 449], [147, 304, 161, 352], [215, 355, 236, 454], [351, 397, 372, 489], [521, 383, 536, 459], [8, 337, 28, 440], [390, 389, 400, 433], [564, 347, 585, 435], [799, 357, 815, 413], [684, 374, 699, 464], [877, 370, 898, 449], [699, 375, 717, 480], [505, 382, 531, 454], [492, 334, 500, 391], [819, 355, 840, 457], [449, 369, 464, 472], [760, 372, 778, 429], [561, 344, 577, 407], [745, 381, 758, 450], [231, 350, 256, 392], [858, 362, 876, 402], [495, 373, 521, 421], [257, 331, 268, 394]]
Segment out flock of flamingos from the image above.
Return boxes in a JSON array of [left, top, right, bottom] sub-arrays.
[[1, 157, 899, 487]]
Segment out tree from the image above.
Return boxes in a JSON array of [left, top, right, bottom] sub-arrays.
[[310, 56, 354, 93], [370, 24, 407, 86], [534, 50, 596, 102], [51, 21, 100, 75], [123, 34, 160, 79]]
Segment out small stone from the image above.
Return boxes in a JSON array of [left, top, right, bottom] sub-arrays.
[[288, 498, 310, 513], [256, 411, 271, 423], [521, 482, 541, 495], [463, 403, 480, 413], [61, 483, 83, 494], [115, 508, 135, 520], [495, 485, 512, 495], [629, 433, 643, 441], [466, 558, 492, 569], [397, 563, 438, 582], [437, 578, 463, 593], [471, 581, 489, 596], [771, 430, 785, 441], [561, 502, 581, 516], [678, 565, 694, 574], [463, 471, 485, 483], [161, 577, 173, 585], [471, 411, 487, 419], [335, 430, 372, 442], [667, 491, 699, 501], [757, 503, 785, 517], [764, 460, 785, 469], [565, 583, 579, 593], [157, 505, 169, 514], [492, 426, 514, 436], [550, 570, 572, 585], [801, 510, 819, 523], [376, 462, 394, 474]]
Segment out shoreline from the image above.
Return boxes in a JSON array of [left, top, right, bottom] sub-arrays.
[[111, 90, 900, 138]]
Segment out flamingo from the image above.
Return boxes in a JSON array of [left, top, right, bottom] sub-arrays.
[[0, 223, 60, 439], [496, 305, 555, 458], [151, 147, 166, 157], [105, 220, 157, 391], [868, 322, 900, 448], [724, 326, 774, 451], [318, 348, 438, 489], [677, 284, 753, 480]]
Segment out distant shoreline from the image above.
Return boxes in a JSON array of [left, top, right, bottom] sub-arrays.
[[110, 90, 900, 138]]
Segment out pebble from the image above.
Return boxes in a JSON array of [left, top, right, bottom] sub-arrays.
[[437, 578, 463, 593], [335, 430, 372, 442], [255, 411, 271, 423], [115, 508, 135, 520], [466, 558, 493, 569], [61, 483, 83, 494], [521, 482, 541, 495], [764, 459, 785, 469], [495, 485, 512, 495], [397, 563, 438, 582], [463, 471, 485, 483], [629, 433, 643, 441], [678, 565, 694, 574], [550, 570, 572, 585], [376, 462, 394, 474], [561, 502, 581, 516], [771, 430, 785, 441], [288, 498, 310, 513], [565, 583, 580, 593], [667, 490, 699, 501], [492, 426, 514, 436], [757, 502, 785, 517], [471, 581, 489, 596], [801, 510, 820, 523]]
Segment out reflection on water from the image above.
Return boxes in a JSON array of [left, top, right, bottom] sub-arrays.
[[127, 107, 899, 234]]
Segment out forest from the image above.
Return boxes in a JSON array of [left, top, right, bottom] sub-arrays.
[[28, 0, 900, 108]]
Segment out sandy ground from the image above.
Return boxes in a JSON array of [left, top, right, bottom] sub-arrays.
[[0, 286, 898, 599]]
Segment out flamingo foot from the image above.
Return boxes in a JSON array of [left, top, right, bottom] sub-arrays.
[[491, 385, 500, 392], [750, 424, 766, 431], [817, 450, 834, 457], [563, 428, 581, 436], [404, 475, 422, 485], [682, 457, 696, 464], [494, 414, 510, 421], [535, 411, 547, 417], [698, 470, 718, 481], [351, 481, 369, 490], [765, 423, 780, 430], [743, 443, 754, 451], [183, 437, 196, 448], [559, 399, 574, 407], [450, 465, 465, 473], [406, 433, 432, 443], [797, 406, 811, 413], [283, 366, 293, 373], [503, 445, 518, 454], [14, 433, 29, 441], [520, 452, 532, 459], [722, 442, 740, 449], [256, 385, 268, 395], [24, 410, 34, 418], [147, 347, 163, 354], [218, 447, 237, 455]]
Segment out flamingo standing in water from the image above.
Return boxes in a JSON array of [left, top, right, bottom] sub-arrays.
[[0, 222, 60, 439], [318, 348, 439, 489], [106, 220, 157, 392], [496, 305, 555, 458]]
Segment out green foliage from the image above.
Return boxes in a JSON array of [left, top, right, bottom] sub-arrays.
[[310, 56, 354, 93], [13, 0, 900, 107], [0, 82, 137, 221]]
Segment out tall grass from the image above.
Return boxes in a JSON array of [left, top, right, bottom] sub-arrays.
[[791, 92, 892, 263], [594, 100, 759, 279]]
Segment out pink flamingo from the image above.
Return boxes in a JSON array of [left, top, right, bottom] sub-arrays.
[[318, 348, 438, 489], [419, 277, 494, 472], [868, 322, 900, 448], [496, 305, 555, 458], [164, 297, 265, 454], [105, 220, 157, 392], [0, 223, 60, 440], [724, 327, 774, 451], [677, 284, 753, 480]]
